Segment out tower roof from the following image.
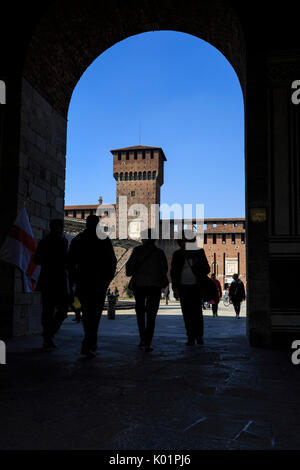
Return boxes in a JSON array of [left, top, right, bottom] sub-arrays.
[[110, 145, 167, 161]]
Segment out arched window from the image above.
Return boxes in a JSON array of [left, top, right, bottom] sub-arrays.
[[120, 172, 123, 181], [152, 171, 156, 180], [143, 171, 146, 180], [147, 171, 151, 180], [114, 172, 119, 181], [125, 172, 128, 181], [129, 172, 133, 180], [138, 172, 142, 180], [134, 172, 137, 180]]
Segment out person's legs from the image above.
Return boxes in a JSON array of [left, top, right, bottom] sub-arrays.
[[134, 287, 147, 345], [179, 286, 197, 344], [74, 308, 81, 322], [144, 287, 161, 348], [41, 291, 56, 345], [233, 301, 241, 317], [190, 286, 203, 343], [212, 303, 218, 317], [51, 293, 69, 338], [80, 287, 106, 354]]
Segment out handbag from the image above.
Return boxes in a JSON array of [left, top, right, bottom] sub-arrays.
[[198, 276, 219, 303]]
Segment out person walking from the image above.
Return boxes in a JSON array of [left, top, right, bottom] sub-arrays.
[[171, 231, 210, 345], [210, 274, 222, 317], [68, 215, 117, 358], [126, 229, 168, 352], [72, 295, 82, 323], [113, 287, 119, 301], [229, 273, 246, 318], [164, 285, 170, 305], [34, 219, 69, 349]]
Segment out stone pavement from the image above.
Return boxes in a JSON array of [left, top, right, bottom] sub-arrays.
[[1, 302, 300, 450]]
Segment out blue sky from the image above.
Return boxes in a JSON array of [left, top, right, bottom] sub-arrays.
[[66, 31, 244, 218]]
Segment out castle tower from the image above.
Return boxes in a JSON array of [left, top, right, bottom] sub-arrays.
[[110, 145, 166, 239]]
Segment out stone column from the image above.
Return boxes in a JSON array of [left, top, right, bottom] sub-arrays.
[[266, 53, 300, 343], [0, 77, 68, 337], [245, 52, 272, 347]]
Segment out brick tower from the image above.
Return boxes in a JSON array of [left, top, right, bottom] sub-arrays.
[[110, 145, 166, 238]]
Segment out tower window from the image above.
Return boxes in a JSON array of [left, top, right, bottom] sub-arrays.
[[232, 234, 236, 244], [118, 153, 121, 161], [125, 172, 128, 181], [142, 151, 146, 160], [222, 234, 226, 244], [147, 171, 151, 180], [152, 171, 156, 180], [129, 172, 133, 180], [120, 172, 123, 181], [204, 233, 207, 244], [126, 152, 129, 160], [241, 233, 245, 244], [131, 191, 135, 197], [150, 150, 154, 159], [138, 172, 142, 180], [213, 234, 216, 244], [143, 171, 146, 180], [134, 172, 137, 180], [134, 152, 137, 160]]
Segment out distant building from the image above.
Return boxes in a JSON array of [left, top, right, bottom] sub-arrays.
[[64, 145, 246, 295]]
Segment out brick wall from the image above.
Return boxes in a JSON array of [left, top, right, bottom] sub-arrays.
[[13, 78, 67, 335]]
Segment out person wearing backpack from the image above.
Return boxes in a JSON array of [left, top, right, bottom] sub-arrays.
[[229, 273, 246, 318], [126, 228, 168, 352], [170, 231, 210, 345]]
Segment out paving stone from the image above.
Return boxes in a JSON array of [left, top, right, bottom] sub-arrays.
[[1, 305, 300, 450]]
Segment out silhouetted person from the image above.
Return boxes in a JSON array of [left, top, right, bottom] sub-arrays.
[[34, 219, 69, 349], [164, 285, 170, 305], [171, 232, 210, 345], [229, 273, 246, 318], [72, 295, 82, 323], [210, 273, 222, 317], [126, 229, 168, 352], [68, 215, 117, 357], [113, 287, 119, 300]]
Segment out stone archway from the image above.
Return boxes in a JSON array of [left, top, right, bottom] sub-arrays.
[[1, 0, 277, 346]]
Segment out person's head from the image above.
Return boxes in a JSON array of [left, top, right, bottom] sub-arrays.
[[49, 219, 64, 235], [86, 214, 99, 233], [141, 228, 156, 245], [232, 273, 239, 281], [176, 229, 197, 250]]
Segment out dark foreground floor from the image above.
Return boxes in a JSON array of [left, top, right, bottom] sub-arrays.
[[1, 312, 300, 450]]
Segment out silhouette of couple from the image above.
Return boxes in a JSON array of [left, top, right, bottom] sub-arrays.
[[35, 216, 116, 357], [35, 216, 211, 357]]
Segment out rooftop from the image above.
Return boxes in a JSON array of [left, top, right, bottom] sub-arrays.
[[65, 204, 115, 210], [110, 145, 167, 161]]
